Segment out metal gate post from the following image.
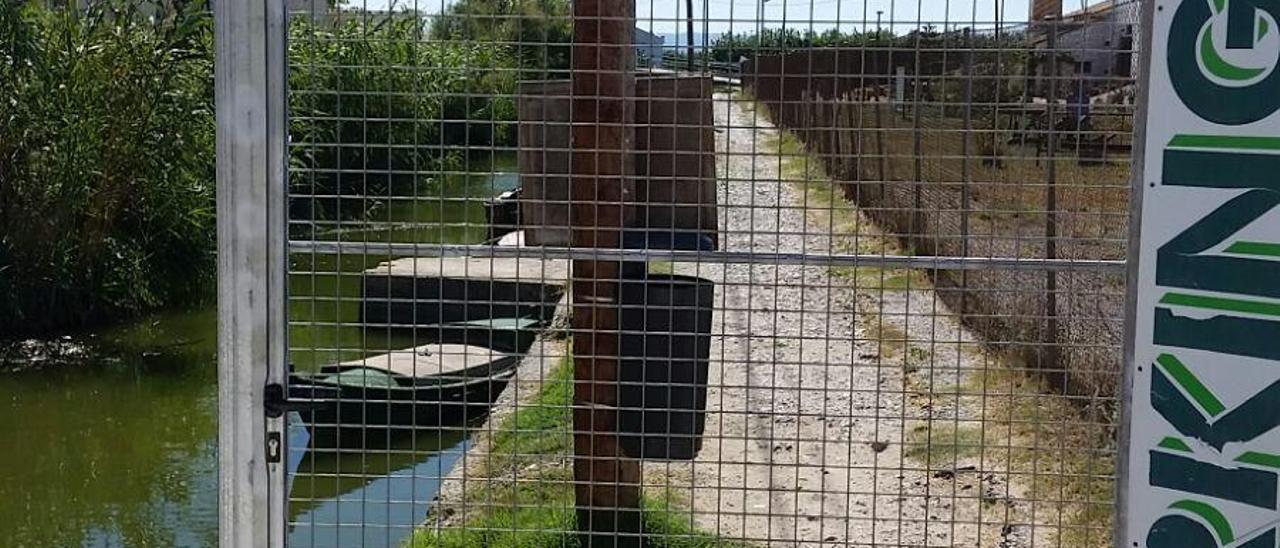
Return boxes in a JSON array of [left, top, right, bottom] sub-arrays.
[[570, 0, 640, 544], [1114, 0, 1156, 546], [215, 0, 289, 546]]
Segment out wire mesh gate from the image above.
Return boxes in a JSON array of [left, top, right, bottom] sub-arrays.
[[238, 0, 1141, 546]]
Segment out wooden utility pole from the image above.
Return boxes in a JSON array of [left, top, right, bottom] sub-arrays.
[[570, 0, 640, 544], [1043, 18, 1061, 381]]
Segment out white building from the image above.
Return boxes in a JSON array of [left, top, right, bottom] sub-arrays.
[[1030, 0, 1141, 95], [1054, 1, 1141, 80]]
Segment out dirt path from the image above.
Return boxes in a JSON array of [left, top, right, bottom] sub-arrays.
[[646, 94, 1038, 547], [424, 93, 1069, 547]]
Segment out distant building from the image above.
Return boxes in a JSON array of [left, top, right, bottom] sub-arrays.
[[1056, 1, 1140, 80], [634, 27, 666, 68], [1030, 0, 1141, 96], [1030, 0, 1063, 23]]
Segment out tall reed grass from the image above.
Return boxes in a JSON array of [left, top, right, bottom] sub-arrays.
[[1, 2, 523, 333], [0, 2, 216, 334], [288, 14, 517, 221]]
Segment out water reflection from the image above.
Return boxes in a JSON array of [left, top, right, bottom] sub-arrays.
[[0, 309, 219, 547], [288, 429, 469, 548]]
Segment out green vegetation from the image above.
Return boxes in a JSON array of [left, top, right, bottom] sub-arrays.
[[904, 422, 983, 464], [710, 26, 1025, 61], [288, 15, 517, 221], [1, 1, 537, 333], [709, 28, 892, 62], [648, 261, 675, 275], [430, 0, 572, 80], [953, 359, 1117, 548], [0, 2, 216, 334], [415, 357, 747, 548]]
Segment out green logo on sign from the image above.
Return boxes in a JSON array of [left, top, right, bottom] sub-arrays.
[[1169, 0, 1280, 124]]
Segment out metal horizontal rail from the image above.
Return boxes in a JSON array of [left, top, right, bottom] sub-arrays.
[[289, 240, 1128, 273]]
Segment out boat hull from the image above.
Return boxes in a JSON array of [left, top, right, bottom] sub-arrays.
[[289, 360, 518, 446]]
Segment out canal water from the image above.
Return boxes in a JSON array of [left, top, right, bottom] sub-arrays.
[[0, 156, 518, 547]]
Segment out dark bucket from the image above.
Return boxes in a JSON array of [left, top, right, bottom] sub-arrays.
[[617, 273, 715, 460], [485, 188, 520, 241]]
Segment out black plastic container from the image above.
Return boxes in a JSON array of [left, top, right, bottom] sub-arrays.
[[484, 188, 520, 241], [618, 273, 715, 460]]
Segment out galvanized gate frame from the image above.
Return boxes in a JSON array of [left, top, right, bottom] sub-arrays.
[[214, 1, 289, 546], [1112, 0, 1155, 546]]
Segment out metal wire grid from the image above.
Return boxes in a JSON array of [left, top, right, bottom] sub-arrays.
[[281, 1, 1136, 546]]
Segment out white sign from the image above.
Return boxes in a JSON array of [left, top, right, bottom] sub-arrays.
[[1123, 1, 1280, 547]]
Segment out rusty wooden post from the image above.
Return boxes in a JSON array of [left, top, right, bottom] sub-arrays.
[[1043, 17, 1061, 381], [570, 0, 640, 544], [960, 27, 974, 305]]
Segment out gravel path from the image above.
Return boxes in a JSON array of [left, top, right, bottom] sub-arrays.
[[427, 93, 1047, 547], [646, 94, 1034, 547]]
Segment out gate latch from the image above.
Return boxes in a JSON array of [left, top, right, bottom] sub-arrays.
[[263, 382, 340, 419]]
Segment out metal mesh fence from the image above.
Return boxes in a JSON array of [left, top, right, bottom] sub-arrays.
[[280, 1, 1136, 546]]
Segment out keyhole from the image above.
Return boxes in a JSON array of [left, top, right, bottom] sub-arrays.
[[267, 437, 280, 460]]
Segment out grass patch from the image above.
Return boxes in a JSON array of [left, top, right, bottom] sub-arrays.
[[904, 422, 984, 464], [413, 357, 749, 548], [772, 129, 829, 184], [901, 353, 1115, 547], [879, 270, 930, 291], [967, 360, 1116, 547], [648, 261, 675, 275], [639, 495, 748, 548], [904, 345, 932, 374], [863, 316, 908, 361], [487, 358, 575, 467]]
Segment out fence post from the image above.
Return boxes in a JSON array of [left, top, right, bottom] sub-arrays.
[[850, 95, 863, 186], [960, 27, 974, 298], [874, 88, 887, 193], [841, 98, 853, 182], [828, 99, 839, 173], [910, 44, 925, 252], [1043, 17, 1061, 377], [570, 0, 641, 544], [831, 99, 839, 162], [809, 91, 820, 150], [847, 98, 859, 190], [214, 0, 288, 546]]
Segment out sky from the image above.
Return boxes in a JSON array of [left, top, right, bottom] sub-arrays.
[[348, 0, 1111, 37], [637, 0, 1032, 38]]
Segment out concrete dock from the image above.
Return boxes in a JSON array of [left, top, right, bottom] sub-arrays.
[[361, 256, 570, 328]]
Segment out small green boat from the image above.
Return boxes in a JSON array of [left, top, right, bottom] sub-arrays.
[[420, 316, 543, 353], [290, 343, 522, 433]]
